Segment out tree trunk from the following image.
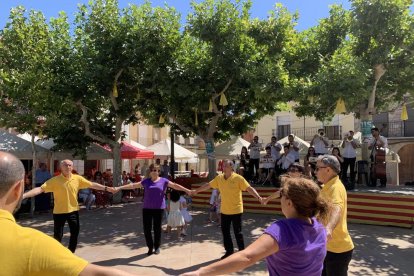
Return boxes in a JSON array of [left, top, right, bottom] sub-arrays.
[[202, 136, 217, 181], [112, 142, 123, 203], [30, 133, 37, 217], [360, 64, 386, 161]]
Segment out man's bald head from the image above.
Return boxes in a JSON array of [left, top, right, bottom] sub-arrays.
[[0, 152, 25, 196]]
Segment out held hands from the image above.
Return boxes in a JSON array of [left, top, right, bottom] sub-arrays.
[[106, 187, 117, 194], [261, 197, 269, 205]]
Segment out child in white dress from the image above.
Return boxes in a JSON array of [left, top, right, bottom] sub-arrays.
[[180, 192, 192, 236], [166, 190, 185, 238]]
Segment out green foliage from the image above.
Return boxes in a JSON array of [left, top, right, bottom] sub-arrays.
[[0, 7, 55, 134], [291, 0, 414, 120], [144, 0, 297, 141]]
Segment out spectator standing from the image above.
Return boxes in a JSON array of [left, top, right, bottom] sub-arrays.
[[34, 163, 52, 212], [311, 129, 329, 155], [341, 131, 358, 188], [161, 160, 170, 178], [287, 134, 300, 162], [266, 136, 282, 163], [248, 136, 263, 182]]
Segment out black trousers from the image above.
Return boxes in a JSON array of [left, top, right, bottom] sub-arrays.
[[322, 249, 353, 276], [249, 159, 260, 179], [342, 157, 356, 184], [221, 213, 245, 254], [53, 211, 80, 253], [142, 208, 163, 251], [34, 183, 51, 211]]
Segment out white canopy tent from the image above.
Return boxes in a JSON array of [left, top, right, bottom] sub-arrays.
[[214, 137, 250, 158], [277, 135, 310, 155], [0, 130, 49, 159], [147, 139, 198, 163], [34, 139, 113, 160]]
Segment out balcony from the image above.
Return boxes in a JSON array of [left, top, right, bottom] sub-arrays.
[[373, 121, 414, 138], [290, 126, 343, 141]]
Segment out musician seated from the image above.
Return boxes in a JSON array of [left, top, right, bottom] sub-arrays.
[[259, 146, 275, 182]]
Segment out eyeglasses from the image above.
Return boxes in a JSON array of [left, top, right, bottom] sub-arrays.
[[61, 163, 73, 167], [151, 169, 160, 172], [315, 166, 329, 171]]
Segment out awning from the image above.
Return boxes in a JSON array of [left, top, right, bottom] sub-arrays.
[[103, 141, 154, 159], [146, 139, 198, 161]]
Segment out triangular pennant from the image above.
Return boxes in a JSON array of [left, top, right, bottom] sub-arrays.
[[159, 115, 165, 124], [112, 82, 118, 98], [334, 98, 346, 114], [401, 104, 408, 121], [219, 92, 228, 106]]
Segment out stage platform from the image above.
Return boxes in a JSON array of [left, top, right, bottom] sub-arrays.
[[191, 184, 414, 229]]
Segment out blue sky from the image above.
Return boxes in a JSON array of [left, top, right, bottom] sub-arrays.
[[0, 0, 352, 31]]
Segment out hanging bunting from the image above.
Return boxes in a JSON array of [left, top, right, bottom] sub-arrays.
[[219, 92, 228, 106], [112, 82, 118, 98], [401, 104, 408, 121], [334, 98, 346, 114], [159, 115, 165, 124], [209, 99, 213, 112]]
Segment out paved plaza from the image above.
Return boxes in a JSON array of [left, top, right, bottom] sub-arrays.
[[18, 201, 414, 276]]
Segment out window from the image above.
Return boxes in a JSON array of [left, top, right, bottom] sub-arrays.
[[277, 115, 291, 138], [324, 126, 342, 140]]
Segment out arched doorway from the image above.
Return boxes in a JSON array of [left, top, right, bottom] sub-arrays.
[[398, 144, 414, 185]]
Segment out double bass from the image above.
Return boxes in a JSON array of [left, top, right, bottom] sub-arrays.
[[370, 136, 387, 187]]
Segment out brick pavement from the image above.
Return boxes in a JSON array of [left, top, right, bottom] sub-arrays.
[[17, 201, 414, 275]]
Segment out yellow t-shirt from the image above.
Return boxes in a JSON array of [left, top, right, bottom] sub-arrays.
[[209, 173, 250, 215], [41, 174, 92, 214], [0, 209, 88, 276], [321, 176, 354, 253]]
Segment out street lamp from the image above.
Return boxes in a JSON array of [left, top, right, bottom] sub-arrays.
[[169, 117, 175, 180]]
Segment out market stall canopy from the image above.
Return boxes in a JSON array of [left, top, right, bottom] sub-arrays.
[[103, 141, 154, 159], [278, 135, 310, 155], [214, 137, 250, 158], [147, 139, 198, 161], [0, 130, 49, 159], [129, 140, 147, 149], [34, 138, 113, 160]]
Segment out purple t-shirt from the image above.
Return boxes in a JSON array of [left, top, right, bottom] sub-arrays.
[[264, 217, 327, 276], [141, 177, 169, 209]]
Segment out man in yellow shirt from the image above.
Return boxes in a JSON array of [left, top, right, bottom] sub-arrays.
[[316, 155, 354, 276], [192, 160, 263, 260], [23, 159, 115, 252], [0, 151, 134, 275]]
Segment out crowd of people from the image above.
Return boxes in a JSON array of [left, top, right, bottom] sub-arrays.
[[236, 127, 388, 189], [3, 128, 388, 275]]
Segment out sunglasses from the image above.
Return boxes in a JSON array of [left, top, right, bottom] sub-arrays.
[[315, 166, 329, 171], [151, 169, 160, 172]]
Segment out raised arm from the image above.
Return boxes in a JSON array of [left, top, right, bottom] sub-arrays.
[[182, 233, 278, 276], [90, 182, 116, 193], [263, 190, 281, 205], [117, 182, 143, 191], [168, 181, 191, 195], [246, 186, 262, 203], [23, 187, 44, 199], [192, 182, 212, 195]]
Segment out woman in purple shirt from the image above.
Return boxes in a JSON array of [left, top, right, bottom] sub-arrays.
[[117, 164, 191, 256], [183, 177, 331, 276]]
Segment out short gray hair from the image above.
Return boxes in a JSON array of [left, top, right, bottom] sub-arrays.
[[222, 159, 235, 170], [317, 155, 341, 174], [0, 152, 25, 196]]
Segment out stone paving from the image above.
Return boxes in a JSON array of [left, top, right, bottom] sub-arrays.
[[18, 200, 414, 276]]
